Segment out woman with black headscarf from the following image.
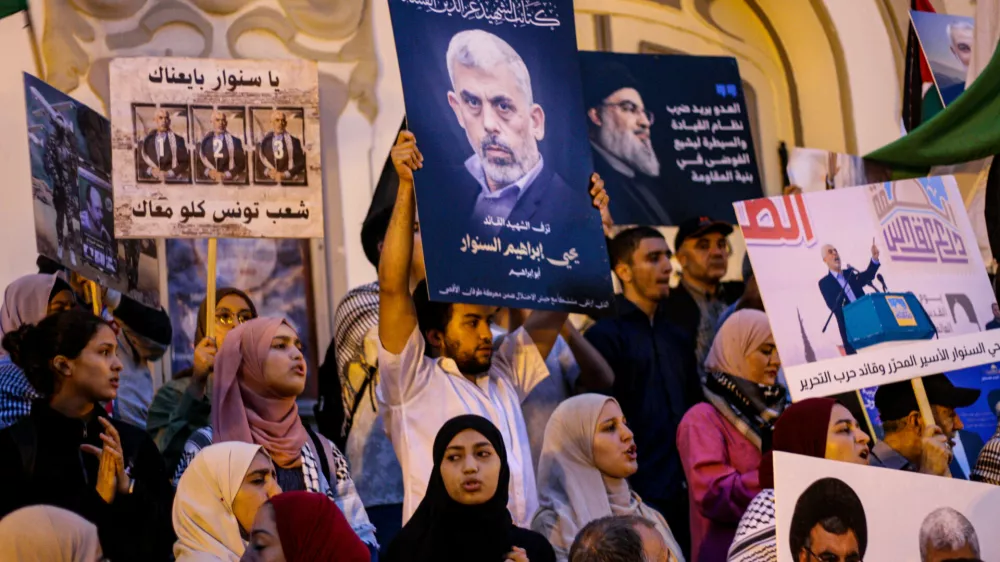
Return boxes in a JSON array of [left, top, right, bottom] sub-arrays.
[[147, 288, 258, 474], [383, 415, 555, 562]]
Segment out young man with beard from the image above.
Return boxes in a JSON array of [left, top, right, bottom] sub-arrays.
[[581, 60, 673, 226], [377, 130, 612, 527], [584, 226, 704, 558]]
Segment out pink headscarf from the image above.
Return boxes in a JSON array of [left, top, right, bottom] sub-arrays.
[[212, 317, 308, 468], [704, 309, 773, 380], [1, 274, 61, 356]]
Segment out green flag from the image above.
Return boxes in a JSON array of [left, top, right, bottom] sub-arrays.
[[0, 0, 26, 20], [865, 34, 1000, 175]]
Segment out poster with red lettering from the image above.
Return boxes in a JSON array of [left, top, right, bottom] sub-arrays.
[[738, 177, 1000, 400]]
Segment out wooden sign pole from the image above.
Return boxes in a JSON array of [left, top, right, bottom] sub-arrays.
[[205, 238, 218, 340]]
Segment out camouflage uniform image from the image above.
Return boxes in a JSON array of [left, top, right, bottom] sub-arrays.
[[44, 115, 80, 266]]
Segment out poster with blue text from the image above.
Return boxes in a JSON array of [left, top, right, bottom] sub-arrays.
[[386, 0, 614, 313], [740, 177, 1000, 400], [578, 52, 761, 226]]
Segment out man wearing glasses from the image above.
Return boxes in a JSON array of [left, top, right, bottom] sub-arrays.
[[789, 477, 867, 562], [581, 60, 672, 226], [664, 216, 744, 378]]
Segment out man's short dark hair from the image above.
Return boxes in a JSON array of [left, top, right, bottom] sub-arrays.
[[412, 280, 453, 354], [789, 478, 867, 559], [569, 515, 656, 562], [608, 226, 665, 268]]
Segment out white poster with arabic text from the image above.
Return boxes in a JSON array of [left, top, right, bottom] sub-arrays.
[[109, 57, 323, 238], [738, 177, 1000, 400]]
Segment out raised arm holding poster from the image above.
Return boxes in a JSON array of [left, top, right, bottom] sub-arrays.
[[385, 0, 614, 314], [109, 57, 323, 238], [24, 74, 160, 307], [578, 52, 762, 226], [738, 177, 1000, 399]]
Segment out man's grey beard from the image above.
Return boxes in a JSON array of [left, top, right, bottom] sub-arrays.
[[471, 132, 539, 189], [597, 123, 660, 177]]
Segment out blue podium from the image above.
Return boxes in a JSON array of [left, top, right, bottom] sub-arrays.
[[843, 292, 936, 351]]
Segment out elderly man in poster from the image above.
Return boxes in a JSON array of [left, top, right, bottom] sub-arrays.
[[581, 60, 672, 226], [918, 507, 981, 562], [140, 108, 190, 181], [199, 110, 246, 182], [941, 20, 974, 104], [258, 110, 306, 183], [817, 241, 880, 355], [445, 29, 575, 230]]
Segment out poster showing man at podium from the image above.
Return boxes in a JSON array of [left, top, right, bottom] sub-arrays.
[[738, 176, 1000, 399]]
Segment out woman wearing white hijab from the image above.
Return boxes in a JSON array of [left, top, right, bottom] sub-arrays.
[[532, 394, 684, 562], [173, 442, 281, 561], [0, 505, 102, 562]]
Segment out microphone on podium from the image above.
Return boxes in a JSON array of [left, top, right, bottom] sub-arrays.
[[877, 273, 888, 292]]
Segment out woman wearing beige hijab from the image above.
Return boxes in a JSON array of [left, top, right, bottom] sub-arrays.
[[173, 442, 281, 561], [532, 394, 684, 562], [0, 504, 103, 562]]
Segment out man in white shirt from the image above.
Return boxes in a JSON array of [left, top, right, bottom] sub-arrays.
[[817, 242, 880, 354], [377, 130, 609, 526]]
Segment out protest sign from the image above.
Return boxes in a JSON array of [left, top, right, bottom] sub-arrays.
[[578, 52, 761, 226], [738, 177, 1000, 400], [166, 238, 317, 392], [775, 452, 1000, 561], [911, 10, 975, 107], [785, 147, 892, 193], [385, 0, 614, 313], [109, 57, 323, 238], [24, 74, 159, 307]]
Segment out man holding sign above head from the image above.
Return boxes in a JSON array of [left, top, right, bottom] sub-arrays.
[[376, 130, 611, 527], [198, 110, 246, 183], [871, 375, 979, 477], [140, 108, 190, 182], [445, 29, 575, 229]]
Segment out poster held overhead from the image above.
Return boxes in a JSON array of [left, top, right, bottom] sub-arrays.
[[738, 177, 1000, 400], [910, 10, 975, 107], [109, 57, 323, 238], [578, 52, 762, 226], [23, 74, 160, 308], [385, 0, 614, 314]]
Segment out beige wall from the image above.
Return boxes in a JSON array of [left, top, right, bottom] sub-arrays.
[[0, 0, 918, 344]]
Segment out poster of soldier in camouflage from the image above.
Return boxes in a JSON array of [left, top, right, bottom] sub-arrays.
[[24, 74, 159, 307]]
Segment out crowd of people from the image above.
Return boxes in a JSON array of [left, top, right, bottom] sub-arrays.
[[0, 130, 993, 562]]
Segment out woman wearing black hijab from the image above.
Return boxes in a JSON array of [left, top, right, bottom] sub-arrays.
[[384, 415, 555, 562]]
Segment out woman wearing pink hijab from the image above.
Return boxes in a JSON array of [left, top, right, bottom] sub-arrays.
[[172, 317, 377, 554], [677, 310, 788, 562], [0, 274, 76, 429]]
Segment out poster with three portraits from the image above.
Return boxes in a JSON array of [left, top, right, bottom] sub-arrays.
[[109, 57, 323, 238]]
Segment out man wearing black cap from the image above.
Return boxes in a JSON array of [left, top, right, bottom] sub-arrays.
[[872, 374, 980, 477], [580, 60, 674, 226], [663, 216, 744, 375], [789, 477, 867, 562]]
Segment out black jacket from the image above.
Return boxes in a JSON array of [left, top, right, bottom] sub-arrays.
[[0, 400, 174, 561]]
